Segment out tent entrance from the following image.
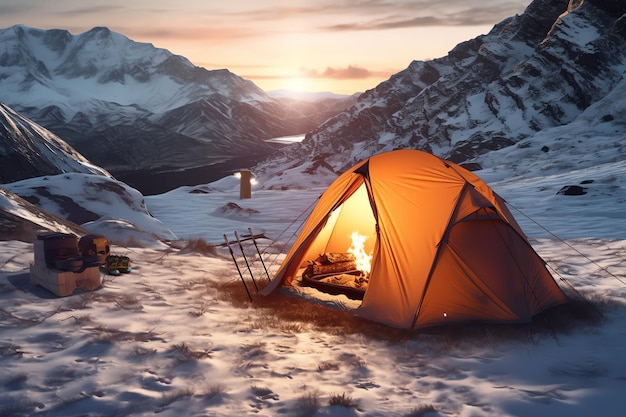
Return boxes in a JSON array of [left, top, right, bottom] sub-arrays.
[[298, 183, 377, 299]]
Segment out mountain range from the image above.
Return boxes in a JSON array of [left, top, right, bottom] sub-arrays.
[[1, 0, 625, 200], [0, 24, 356, 191], [254, 0, 626, 186]]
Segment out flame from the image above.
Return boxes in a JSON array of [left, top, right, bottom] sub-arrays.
[[348, 231, 372, 276]]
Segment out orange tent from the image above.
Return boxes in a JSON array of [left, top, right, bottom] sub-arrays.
[[262, 150, 568, 329]]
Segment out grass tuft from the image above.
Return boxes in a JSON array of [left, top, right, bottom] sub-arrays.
[[239, 342, 267, 359], [159, 389, 195, 406], [296, 389, 322, 417], [204, 384, 227, 400], [405, 404, 437, 417], [318, 360, 341, 371], [168, 342, 212, 361], [328, 392, 358, 408], [180, 238, 217, 256]]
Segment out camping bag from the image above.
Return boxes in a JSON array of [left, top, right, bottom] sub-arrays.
[[37, 232, 84, 272], [78, 235, 110, 266]]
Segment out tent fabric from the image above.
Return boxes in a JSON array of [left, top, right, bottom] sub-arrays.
[[262, 149, 568, 329]]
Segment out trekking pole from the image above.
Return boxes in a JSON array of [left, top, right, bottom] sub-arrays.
[[248, 227, 270, 283], [234, 230, 259, 292], [224, 234, 252, 302]]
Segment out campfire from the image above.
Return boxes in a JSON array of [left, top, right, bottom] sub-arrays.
[[347, 231, 372, 276]]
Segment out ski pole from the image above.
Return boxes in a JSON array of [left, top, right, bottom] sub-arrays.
[[248, 227, 270, 283], [224, 234, 252, 301], [234, 230, 258, 292]]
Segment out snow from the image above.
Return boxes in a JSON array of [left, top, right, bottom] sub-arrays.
[[555, 8, 602, 51], [1, 143, 626, 416], [0, 25, 272, 120], [265, 134, 306, 144], [4, 173, 176, 246]]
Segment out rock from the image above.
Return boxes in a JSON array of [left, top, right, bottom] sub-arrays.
[[557, 185, 587, 195]]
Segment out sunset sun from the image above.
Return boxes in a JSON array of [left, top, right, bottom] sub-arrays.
[[284, 76, 312, 92]]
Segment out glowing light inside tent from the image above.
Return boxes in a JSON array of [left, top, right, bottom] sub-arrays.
[[348, 231, 372, 276]]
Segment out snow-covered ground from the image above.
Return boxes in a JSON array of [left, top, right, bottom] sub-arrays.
[[1, 154, 625, 416]]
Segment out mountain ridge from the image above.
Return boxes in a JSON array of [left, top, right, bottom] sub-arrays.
[[254, 0, 626, 187], [0, 24, 355, 188], [0, 102, 112, 183]]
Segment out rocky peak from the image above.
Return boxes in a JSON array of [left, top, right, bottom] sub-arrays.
[[41, 28, 73, 53], [263, 0, 626, 175], [0, 102, 111, 183]]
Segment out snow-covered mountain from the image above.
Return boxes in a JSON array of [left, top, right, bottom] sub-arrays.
[[254, 0, 626, 187], [2, 173, 176, 247], [0, 187, 89, 242], [0, 25, 354, 187], [0, 102, 112, 183]]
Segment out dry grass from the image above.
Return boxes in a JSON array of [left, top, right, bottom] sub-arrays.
[[328, 392, 358, 409], [61, 314, 94, 325], [250, 385, 279, 401], [114, 294, 143, 310], [317, 361, 341, 371], [250, 385, 274, 398], [405, 403, 437, 417], [296, 389, 322, 417], [204, 384, 227, 400], [85, 324, 164, 343], [109, 235, 143, 248], [159, 389, 195, 407], [168, 342, 213, 361], [239, 342, 267, 359], [179, 238, 218, 256], [130, 346, 157, 357], [209, 278, 411, 340], [208, 275, 610, 345]]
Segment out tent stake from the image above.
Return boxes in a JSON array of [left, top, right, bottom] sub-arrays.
[[223, 234, 252, 301], [248, 227, 270, 283], [235, 230, 259, 292]]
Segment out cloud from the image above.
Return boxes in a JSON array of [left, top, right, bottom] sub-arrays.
[[325, 16, 443, 31], [240, 65, 391, 82], [0, 5, 28, 15], [220, 1, 528, 29], [117, 26, 260, 42], [300, 65, 390, 80], [322, 3, 527, 31], [56, 5, 124, 16], [303, 66, 370, 80]]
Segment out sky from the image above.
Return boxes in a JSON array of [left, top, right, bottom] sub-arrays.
[[0, 0, 530, 94]]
